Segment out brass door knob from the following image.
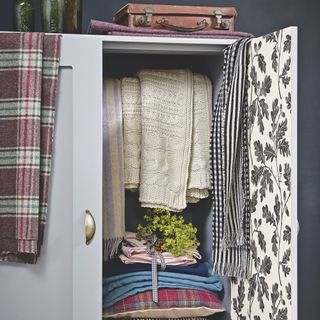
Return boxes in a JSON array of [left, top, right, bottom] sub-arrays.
[[85, 210, 96, 245]]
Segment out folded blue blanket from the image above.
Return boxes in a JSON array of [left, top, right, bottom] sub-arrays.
[[103, 259, 212, 277], [103, 271, 223, 308]]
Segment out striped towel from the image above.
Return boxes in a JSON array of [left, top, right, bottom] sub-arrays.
[[211, 37, 252, 278], [103, 79, 125, 260], [0, 32, 60, 263]]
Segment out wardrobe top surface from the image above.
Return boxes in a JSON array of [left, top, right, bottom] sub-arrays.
[[60, 33, 236, 55]]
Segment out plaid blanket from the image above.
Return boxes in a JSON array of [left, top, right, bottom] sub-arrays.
[[0, 32, 60, 263], [103, 288, 223, 317]]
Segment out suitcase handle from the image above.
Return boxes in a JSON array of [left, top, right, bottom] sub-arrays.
[[156, 18, 208, 32]]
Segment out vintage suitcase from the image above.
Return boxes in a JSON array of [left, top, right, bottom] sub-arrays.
[[113, 3, 238, 32]]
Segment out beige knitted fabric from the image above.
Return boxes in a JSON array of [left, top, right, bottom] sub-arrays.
[[137, 69, 194, 211], [186, 74, 212, 203], [121, 77, 142, 190]]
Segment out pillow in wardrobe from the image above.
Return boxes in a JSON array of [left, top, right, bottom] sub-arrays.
[[102, 288, 225, 319]]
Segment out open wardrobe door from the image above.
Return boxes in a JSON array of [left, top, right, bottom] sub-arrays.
[[231, 27, 298, 320]]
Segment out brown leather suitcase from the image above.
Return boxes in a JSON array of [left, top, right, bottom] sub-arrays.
[[113, 3, 238, 32]]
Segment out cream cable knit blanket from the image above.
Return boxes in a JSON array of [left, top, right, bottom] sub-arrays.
[[121, 78, 142, 190], [187, 73, 212, 203], [121, 70, 212, 211]]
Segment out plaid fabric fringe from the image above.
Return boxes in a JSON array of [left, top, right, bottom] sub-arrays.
[[0, 32, 60, 263], [211, 37, 252, 278]]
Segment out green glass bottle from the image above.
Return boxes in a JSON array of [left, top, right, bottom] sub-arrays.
[[14, 0, 34, 32], [64, 0, 82, 33], [40, 0, 65, 33]]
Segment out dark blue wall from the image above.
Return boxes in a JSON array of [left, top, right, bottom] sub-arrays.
[[1, 1, 319, 319]]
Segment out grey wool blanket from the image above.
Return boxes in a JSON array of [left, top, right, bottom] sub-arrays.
[[103, 79, 125, 260]]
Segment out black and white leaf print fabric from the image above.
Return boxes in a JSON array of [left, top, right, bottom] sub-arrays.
[[231, 28, 293, 320]]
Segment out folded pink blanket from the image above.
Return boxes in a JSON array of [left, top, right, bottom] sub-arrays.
[[119, 250, 199, 266], [120, 232, 201, 266], [88, 20, 252, 39]]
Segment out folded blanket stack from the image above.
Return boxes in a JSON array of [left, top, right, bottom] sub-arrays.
[[102, 232, 225, 318], [121, 70, 212, 212], [119, 232, 201, 266]]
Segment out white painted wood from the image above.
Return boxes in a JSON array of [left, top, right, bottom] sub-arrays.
[[60, 35, 103, 320], [0, 68, 73, 320], [291, 26, 298, 320], [102, 34, 234, 54]]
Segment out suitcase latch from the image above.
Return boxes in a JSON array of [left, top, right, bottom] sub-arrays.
[[213, 11, 230, 30], [135, 8, 153, 27]]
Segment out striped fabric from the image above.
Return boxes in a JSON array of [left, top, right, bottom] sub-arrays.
[[211, 37, 251, 277], [103, 79, 125, 260], [103, 288, 223, 318], [0, 32, 60, 263]]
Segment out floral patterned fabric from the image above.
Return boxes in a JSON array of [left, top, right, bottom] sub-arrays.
[[231, 27, 293, 320]]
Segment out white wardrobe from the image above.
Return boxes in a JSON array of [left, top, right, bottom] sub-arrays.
[[0, 27, 297, 320]]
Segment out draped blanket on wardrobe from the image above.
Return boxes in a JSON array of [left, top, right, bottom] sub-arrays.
[[0, 32, 60, 263]]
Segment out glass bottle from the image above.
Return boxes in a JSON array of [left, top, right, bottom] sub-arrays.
[[14, 0, 34, 32], [40, 0, 65, 33], [64, 0, 82, 33]]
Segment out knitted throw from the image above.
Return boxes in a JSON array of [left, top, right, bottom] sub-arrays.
[[187, 73, 212, 203], [0, 32, 60, 263], [211, 37, 251, 278], [121, 71, 212, 211], [137, 69, 194, 211], [103, 79, 125, 260], [121, 77, 141, 191]]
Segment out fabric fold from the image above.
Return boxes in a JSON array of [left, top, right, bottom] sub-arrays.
[[0, 32, 60, 264], [103, 79, 125, 260], [187, 73, 212, 203], [103, 259, 212, 277], [121, 77, 141, 191]]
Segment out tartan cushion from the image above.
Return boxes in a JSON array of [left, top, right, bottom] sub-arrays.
[[103, 288, 224, 318]]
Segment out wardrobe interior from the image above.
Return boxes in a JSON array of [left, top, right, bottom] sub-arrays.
[[102, 50, 231, 320]]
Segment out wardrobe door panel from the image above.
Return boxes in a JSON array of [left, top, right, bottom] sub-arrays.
[[0, 67, 73, 320], [60, 35, 103, 320], [231, 27, 297, 320]]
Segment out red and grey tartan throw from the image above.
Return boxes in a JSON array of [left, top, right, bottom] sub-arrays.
[[103, 288, 223, 318], [0, 32, 60, 263]]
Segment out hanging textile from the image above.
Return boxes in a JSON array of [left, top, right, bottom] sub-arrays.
[[103, 79, 125, 260], [211, 37, 252, 277], [121, 71, 212, 211], [137, 69, 194, 211], [121, 77, 142, 191], [187, 73, 212, 203], [0, 32, 60, 263]]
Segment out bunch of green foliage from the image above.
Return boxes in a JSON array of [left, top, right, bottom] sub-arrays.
[[136, 208, 200, 258]]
